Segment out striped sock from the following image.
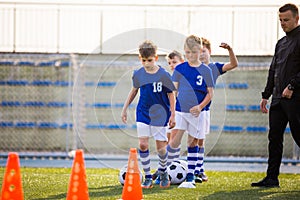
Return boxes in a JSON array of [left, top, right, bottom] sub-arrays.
[[199, 147, 205, 173], [139, 149, 152, 179], [194, 147, 204, 175], [187, 146, 199, 177], [158, 152, 168, 172], [167, 144, 181, 166]]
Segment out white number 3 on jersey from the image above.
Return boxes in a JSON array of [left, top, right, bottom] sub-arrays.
[[196, 75, 203, 85]]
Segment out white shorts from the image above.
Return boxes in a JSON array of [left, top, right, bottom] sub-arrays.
[[136, 122, 168, 141], [203, 110, 210, 135], [174, 111, 206, 139]]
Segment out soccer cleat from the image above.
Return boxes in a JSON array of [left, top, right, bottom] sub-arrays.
[[154, 177, 160, 185], [251, 177, 279, 188], [141, 178, 153, 189], [152, 170, 159, 180], [200, 172, 208, 182], [159, 171, 170, 188], [178, 173, 196, 188], [186, 173, 195, 182], [194, 174, 203, 183]]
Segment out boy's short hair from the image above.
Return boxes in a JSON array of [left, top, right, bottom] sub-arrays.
[[167, 50, 184, 60], [279, 3, 298, 17], [184, 35, 203, 50], [139, 40, 157, 58], [201, 37, 211, 51]]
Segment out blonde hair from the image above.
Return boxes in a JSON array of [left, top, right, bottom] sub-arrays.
[[184, 35, 203, 50]]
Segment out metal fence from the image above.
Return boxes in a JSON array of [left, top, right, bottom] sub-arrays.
[[0, 53, 299, 160]]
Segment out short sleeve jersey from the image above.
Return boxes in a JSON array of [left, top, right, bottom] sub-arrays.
[[172, 62, 214, 113], [133, 66, 176, 126], [204, 62, 226, 110]]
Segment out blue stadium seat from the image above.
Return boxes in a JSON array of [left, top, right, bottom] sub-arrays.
[[38, 61, 55, 67], [38, 122, 59, 129], [223, 125, 244, 132], [59, 61, 71, 67], [228, 82, 249, 89], [106, 124, 126, 129], [60, 123, 73, 129], [1, 101, 22, 107], [0, 61, 14, 65], [215, 83, 226, 88], [113, 103, 135, 108], [114, 103, 124, 108], [92, 103, 111, 108], [210, 125, 220, 132], [131, 124, 137, 129], [31, 80, 52, 86], [226, 104, 246, 111], [53, 80, 70, 86], [85, 81, 95, 86], [23, 101, 46, 107], [17, 61, 35, 66], [0, 121, 14, 128], [246, 126, 267, 133], [85, 123, 106, 129], [6, 80, 29, 86], [47, 101, 68, 107], [247, 105, 260, 111], [15, 122, 36, 128], [97, 82, 116, 87]]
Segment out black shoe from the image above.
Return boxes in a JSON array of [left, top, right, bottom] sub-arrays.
[[194, 174, 203, 183], [251, 177, 279, 188]]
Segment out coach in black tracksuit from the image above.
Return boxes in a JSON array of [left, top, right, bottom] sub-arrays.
[[252, 3, 300, 188]]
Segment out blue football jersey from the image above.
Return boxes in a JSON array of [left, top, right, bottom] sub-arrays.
[[172, 62, 214, 113], [133, 66, 176, 126], [204, 62, 226, 111]]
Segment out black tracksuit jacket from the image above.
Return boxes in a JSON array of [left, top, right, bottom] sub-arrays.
[[262, 25, 300, 101]]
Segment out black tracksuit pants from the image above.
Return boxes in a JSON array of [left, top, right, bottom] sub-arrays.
[[267, 98, 300, 179]]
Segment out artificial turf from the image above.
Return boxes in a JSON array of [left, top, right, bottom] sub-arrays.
[[0, 167, 300, 199]]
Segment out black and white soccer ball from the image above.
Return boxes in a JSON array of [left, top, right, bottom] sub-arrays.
[[176, 159, 188, 170], [118, 164, 143, 186], [167, 160, 187, 184]]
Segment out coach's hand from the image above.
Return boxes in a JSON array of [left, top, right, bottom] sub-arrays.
[[260, 99, 268, 113]]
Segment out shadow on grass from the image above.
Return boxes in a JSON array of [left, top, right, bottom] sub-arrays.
[[201, 188, 300, 200], [89, 184, 174, 197], [32, 193, 66, 200], [32, 184, 174, 199]]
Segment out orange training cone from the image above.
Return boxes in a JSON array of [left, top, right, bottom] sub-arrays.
[[119, 148, 143, 200], [0, 152, 24, 200], [66, 149, 89, 200]]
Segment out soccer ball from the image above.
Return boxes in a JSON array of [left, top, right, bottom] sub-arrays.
[[176, 159, 188, 170], [118, 164, 143, 186], [167, 161, 187, 184]]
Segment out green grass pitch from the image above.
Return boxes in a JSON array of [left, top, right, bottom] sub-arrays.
[[0, 167, 300, 199]]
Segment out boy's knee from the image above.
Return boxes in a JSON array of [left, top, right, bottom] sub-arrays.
[[139, 142, 148, 151]]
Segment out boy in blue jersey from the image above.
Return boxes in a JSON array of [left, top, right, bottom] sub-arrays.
[[193, 37, 238, 183], [152, 50, 185, 184], [169, 35, 214, 188], [121, 40, 176, 189], [166, 50, 185, 141]]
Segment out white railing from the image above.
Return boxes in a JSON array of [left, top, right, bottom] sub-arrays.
[[0, 0, 298, 55]]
